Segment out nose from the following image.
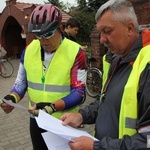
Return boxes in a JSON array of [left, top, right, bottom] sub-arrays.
[[39, 37, 49, 43], [100, 33, 107, 44], [40, 37, 48, 41]]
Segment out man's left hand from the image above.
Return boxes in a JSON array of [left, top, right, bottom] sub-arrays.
[[69, 136, 94, 150]]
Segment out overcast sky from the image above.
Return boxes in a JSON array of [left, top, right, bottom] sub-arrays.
[[0, 0, 77, 12]]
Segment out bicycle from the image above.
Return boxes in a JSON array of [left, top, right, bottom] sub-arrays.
[[86, 58, 102, 98], [0, 59, 14, 78]]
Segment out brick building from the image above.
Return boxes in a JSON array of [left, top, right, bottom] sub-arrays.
[[0, 0, 149, 61], [0, 0, 71, 58], [90, 0, 150, 70]]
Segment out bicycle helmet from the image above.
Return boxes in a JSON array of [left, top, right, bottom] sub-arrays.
[[28, 4, 62, 35]]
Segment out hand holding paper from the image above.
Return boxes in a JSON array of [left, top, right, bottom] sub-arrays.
[[35, 110, 98, 150], [2, 98, 28, 110]]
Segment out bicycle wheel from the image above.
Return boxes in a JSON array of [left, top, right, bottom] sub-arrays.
[[80, 91, 86, 104], [86, 67, 102, 98], [0, 60, 14, 78]]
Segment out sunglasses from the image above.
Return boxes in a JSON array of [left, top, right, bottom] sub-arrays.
[[35, 29, 56, 39]]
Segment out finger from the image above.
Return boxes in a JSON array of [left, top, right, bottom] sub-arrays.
[[28, 109, 37, 116], [62, 119, 69, 126], [28, 105, 36, 113], [61, 116, 72, 126], [60, 114, 71, 125], [28, 104, 36, 111], [69, 141, 78, 150], [60, 115, 67, 121]]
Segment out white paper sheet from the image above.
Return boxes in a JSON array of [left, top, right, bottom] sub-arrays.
[[36, 110, 98, 149], [42, 132, 71, 150], [2, 99, 28, 110]]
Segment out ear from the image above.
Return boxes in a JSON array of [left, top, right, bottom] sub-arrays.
[[68, 25, 72, 29], [127, 21, 135, 36]]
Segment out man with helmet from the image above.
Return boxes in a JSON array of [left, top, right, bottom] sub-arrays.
[[1, 4, 87, 150]]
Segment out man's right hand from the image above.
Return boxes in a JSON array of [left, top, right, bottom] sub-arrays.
[[0, 100, 14, 113], [0, 94, 16, 113], [60, 112, 83, 128]]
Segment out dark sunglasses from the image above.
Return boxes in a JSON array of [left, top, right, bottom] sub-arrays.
[[35, 29, 56, 39]]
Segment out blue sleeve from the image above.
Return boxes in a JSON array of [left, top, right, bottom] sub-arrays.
[[20, 49, 26, 64], [10, 49, 27, 99], [62, 87, 85, 109]]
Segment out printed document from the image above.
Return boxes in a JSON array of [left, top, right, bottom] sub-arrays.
[[36, 110, 98, 150]]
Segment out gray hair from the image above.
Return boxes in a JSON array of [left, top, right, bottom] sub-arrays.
[[95, 0, 139, 32]]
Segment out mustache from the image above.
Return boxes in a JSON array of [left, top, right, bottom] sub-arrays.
[[104, 43, 112, 47]]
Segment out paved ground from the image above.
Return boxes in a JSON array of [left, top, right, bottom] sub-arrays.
[[0, 59, 95, 150]]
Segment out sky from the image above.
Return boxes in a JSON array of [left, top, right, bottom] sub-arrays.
[[0, 0, 77, 12]]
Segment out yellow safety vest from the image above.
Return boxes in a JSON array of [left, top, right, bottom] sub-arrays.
[[24, 39, 81, 118], [102, 55, 111, 88], [102, 45, 150, 138]]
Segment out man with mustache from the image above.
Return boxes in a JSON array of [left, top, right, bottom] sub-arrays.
[[60, 0, 150, 149]]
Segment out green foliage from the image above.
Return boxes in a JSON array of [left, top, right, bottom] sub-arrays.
[[76, 0, 86, 9], [73, 9, 96, 44], [44, 0, 64, 9], [87, 0, 107, 11], [69, 0, 107, 44]]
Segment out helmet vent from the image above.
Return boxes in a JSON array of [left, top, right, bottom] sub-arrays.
[[39, 6, 43, 10], [42, 10, 47, 24], [31, 12, 34, 23], [36, 15, 39, 25], [51, 10, 55, 23]]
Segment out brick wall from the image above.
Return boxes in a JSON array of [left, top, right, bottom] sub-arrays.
[[131, 0, 150, 25], [90, 27, 106, 71], [0, 1, 72, 58], [0, 3, 36, 57]]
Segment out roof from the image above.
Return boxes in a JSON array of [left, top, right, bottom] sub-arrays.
[[61, 11, 72, 23], [14, 2, 36, 11], [14, 2, 72, 23]]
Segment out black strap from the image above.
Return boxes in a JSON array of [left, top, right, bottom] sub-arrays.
[[41, 46, 44, 61]]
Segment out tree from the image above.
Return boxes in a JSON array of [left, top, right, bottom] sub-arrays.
[[87, 0, 107, 11], [76, 0, 86, 10], [45, 0, 64, 9], [69, 0, 107, 44]]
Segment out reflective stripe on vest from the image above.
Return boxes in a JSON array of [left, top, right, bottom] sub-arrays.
[[24, 39, 81, 118], [28, 81, 70, 92]]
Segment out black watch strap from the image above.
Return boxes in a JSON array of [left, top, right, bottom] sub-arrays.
[[49, 103, 56, 112]]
